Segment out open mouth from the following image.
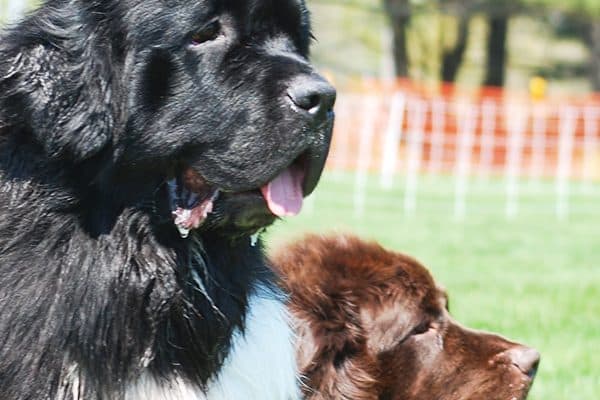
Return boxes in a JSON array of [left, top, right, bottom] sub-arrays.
[[167, 167, 220, 238], [167, 154, 312, 238]]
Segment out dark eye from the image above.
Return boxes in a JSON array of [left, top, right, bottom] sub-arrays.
[[191, 20, 221, 45], [410, 321, 431, 336], [398, 321, 432, 345]]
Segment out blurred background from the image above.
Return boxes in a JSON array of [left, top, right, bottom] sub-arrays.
[[2, 0, 599, 399]]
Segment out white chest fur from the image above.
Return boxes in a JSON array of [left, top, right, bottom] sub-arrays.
[[125, 290, 301, 400]]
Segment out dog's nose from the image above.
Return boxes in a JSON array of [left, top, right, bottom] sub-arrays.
[[506, 346, 540, 378], [287, 76, 336, 118]]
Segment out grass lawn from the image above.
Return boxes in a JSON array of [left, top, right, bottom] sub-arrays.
[[266, 172, 600, 400]]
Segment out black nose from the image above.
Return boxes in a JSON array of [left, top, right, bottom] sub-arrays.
[[287, 76, 336, 118], [506, 346, 541, 378]]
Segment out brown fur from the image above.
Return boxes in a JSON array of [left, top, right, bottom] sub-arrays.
[[271, 235, 539, 400]]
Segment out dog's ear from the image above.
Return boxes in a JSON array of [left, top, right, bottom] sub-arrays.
[[0, 26, 119, 163], [360, 292, 416, 355], [291, 293, 383, 400]]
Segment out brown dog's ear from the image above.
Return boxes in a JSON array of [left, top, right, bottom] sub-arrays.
[[291, 298, 382, 400], [360, 295, 416, 355]]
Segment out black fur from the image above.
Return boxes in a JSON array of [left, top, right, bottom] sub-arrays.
[[0, 0, 335, 399]]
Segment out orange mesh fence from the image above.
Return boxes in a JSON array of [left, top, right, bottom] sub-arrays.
[[326, 79, 600, 182]]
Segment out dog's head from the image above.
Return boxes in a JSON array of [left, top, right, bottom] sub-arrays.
[[0, 0, 334, 237], [273, 235, 540, 400]]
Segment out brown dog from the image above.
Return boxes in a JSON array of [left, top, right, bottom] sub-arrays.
[[272, 235, 540, 400]]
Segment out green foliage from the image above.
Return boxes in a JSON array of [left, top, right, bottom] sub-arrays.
[[525, 0, 600, 16]]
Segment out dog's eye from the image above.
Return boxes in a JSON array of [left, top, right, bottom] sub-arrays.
[[191, 20, 221, 45], [410, 321, 432, 336], [398, 321, 436, 346]]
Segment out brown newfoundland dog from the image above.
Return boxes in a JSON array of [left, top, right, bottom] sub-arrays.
[[272, 235, 540, 400]]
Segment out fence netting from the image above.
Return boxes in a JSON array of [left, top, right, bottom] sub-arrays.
[[324, 80, 600, 219]]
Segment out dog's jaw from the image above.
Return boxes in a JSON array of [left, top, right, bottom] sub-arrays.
[[166, 153, 318, 238]]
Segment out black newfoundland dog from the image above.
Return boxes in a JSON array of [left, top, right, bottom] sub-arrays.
[[0, 1, 335, 399]]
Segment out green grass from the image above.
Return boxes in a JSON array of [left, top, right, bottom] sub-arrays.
[[266, 172, 600, 400]]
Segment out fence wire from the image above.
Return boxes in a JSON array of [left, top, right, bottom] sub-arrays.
[[324, 81, 600, 219]]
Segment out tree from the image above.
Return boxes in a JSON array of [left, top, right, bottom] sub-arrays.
[[440, 12, 470, 83], [524, 0, 600, 90], [483, 12, 509, 86], [383, 0, 473, 83], [381, 0, 600, 89], [383, 0, 411, 77], [587, 21, 600, 90], [468, 2, 520, 87]]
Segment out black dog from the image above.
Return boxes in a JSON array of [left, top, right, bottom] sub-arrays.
[[0, 1, 335, 399]]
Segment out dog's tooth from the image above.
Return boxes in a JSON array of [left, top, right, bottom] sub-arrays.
[[250, 228, 266, 247], [172, 208, 192, 238], [177, 225, 190, 239], [173, 208, 192, 225]]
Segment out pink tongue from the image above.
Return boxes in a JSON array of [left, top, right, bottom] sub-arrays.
[[260, 166, 304, 217]]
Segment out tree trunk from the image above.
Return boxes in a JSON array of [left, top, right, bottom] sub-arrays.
[[441, 15, 470, 83], [588, 21, 600, 91], [384, 0, 411, 78], [484, 15, 509, 87]]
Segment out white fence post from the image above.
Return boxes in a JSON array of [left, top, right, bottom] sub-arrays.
[[505, 103, 528, 218], [428, 98, 446, 175], [478, 100, 497, 180], [454, 102, 479, 219], [556, 107, 578, 220], [331, 94, 352, 181], [379, 92, 406, 189], [354, 96, 379, 218], [403, 99, 427, 216], [582, 106, 599, 193], [529, 103, 548, 182]]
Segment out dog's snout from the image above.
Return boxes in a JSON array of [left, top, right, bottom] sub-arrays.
[[505, 346, 540, 378], [287, 77, 336, 117]]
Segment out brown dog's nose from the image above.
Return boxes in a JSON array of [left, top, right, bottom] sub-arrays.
[[287, 76, 336, 118], [506, 346, 540, 378]]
